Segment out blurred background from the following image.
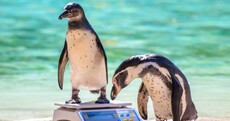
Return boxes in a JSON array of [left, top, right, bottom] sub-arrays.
[[0, 0, 229, 120]]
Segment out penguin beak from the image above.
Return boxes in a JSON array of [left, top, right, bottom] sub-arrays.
[[110, 79, 121, 100], [58, 10, 68, 20]]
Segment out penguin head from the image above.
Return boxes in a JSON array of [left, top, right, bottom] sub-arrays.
[[110, 57, 141, 100], [110, 70, 128, 100], [58, 2, 84, 21]]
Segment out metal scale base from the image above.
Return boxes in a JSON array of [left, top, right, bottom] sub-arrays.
[[53, 101, 142, 121]]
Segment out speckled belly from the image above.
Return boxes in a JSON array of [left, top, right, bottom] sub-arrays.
[[66, 30, 107, 90], [143, 73, 173, 119]]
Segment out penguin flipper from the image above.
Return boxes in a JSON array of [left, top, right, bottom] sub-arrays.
[[58, 40, 68, 90], [137, 82, 149, 120], [171, 75, 183, 121]]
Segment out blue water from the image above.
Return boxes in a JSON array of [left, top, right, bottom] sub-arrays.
[[0, 0, 229, 120]]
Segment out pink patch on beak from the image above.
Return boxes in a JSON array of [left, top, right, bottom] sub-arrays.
[[111, 79, 121, 100]]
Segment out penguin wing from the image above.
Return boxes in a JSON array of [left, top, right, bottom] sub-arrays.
[[58, 40, 68, 90], [171, 75, 183, 121], [137, 82, 149, 120], [95, 37, 108, 83]]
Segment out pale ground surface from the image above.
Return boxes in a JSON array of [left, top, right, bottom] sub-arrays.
[[16, 117, 230, 121]]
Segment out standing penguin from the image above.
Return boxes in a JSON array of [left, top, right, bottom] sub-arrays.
[[111, 54, 198, 121], [58, 2, 109, 104]]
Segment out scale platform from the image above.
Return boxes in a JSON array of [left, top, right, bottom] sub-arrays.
[[53, 101, 142, 121]]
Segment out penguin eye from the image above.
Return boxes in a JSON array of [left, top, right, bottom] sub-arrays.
[[71, 8, 78, 13]]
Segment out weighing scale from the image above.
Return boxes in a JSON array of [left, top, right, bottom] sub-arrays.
[[53, 101, 142, 121]]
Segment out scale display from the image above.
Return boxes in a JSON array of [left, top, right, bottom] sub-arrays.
[[79, 108, 141, 121]]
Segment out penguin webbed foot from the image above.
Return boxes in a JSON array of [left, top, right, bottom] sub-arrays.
[[95, 86, 110, 104], [65, 98, 81, 104], [66, 88, 81, 104], [95, 96, 110, 104]]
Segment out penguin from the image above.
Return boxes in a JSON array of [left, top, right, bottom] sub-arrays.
[[58, 2, 109, 104], [110, 54, 198, 121]]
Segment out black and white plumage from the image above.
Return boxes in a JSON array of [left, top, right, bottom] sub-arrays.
[[58, 2, 109, 104], [110, 54, 198, 121]]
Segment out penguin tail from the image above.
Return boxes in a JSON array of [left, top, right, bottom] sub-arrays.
[[90, 90, 100, 94]]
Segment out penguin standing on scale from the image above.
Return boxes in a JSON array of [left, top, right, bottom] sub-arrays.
[[58, 2, 109, 104]]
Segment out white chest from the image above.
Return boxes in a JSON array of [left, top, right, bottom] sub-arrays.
[[142, 73, 173, 119], [65, 29, 107, 90], [66, 29, 97, 59]]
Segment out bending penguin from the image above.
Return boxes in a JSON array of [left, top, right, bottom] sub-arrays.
[[111, 54, 198, 121], [58, 2, 109, 104]]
